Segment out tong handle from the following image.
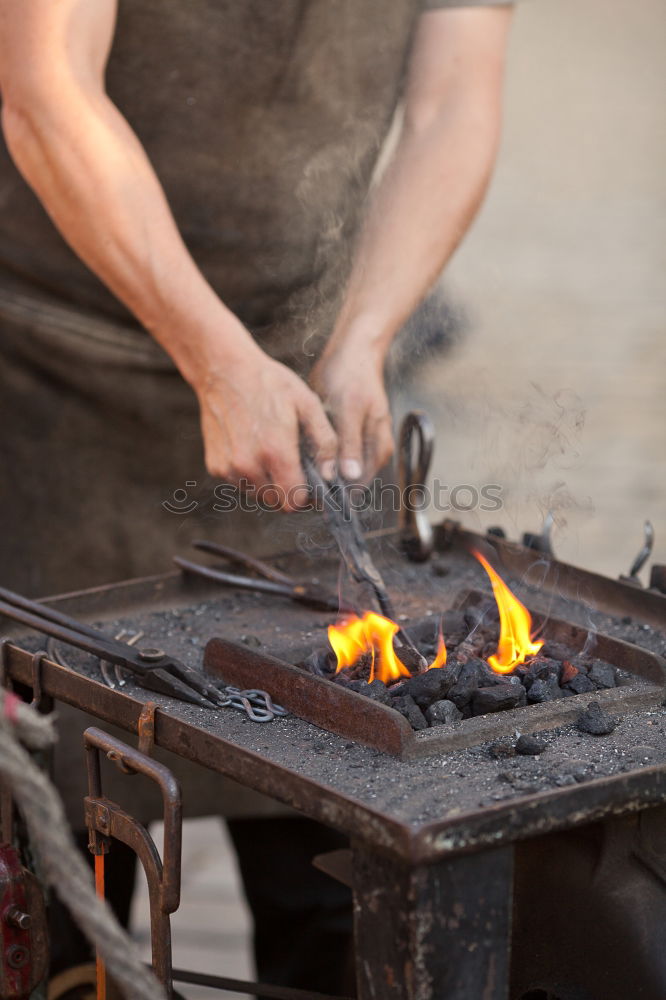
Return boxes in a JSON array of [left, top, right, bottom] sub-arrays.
[[191, 540, 295, 586], [0, 587, 136, 666]]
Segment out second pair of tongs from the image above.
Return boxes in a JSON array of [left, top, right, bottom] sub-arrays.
[[175, 541, 357, 615]]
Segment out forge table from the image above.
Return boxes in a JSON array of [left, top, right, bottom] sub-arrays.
[[3, 525, 666, 1000]]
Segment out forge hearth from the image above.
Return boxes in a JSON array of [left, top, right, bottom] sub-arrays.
[[302, 600, 638, 734], [204, 586, 665, 760], [203, 544, 665, 754]]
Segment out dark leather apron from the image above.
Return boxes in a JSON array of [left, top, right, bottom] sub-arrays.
[[0, 0, 420, 597]]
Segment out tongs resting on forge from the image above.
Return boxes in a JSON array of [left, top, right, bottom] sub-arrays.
[[175, 540, 355, 614], [0, 585, 225, 708]]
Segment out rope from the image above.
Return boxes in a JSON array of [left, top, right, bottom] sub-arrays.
[[0, 689, 166, 1000]]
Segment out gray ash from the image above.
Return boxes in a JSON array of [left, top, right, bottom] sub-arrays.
[[304, 604, 631, 732]]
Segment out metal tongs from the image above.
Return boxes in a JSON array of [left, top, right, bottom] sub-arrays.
[[0, 585, 225, 708], [303, 457, 396, 619], [302, 454, 425, 663], [175, 540, 355, 614]]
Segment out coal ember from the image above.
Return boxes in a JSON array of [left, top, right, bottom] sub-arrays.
[[527, 675, 563, 703], [425, 699, 463, 726], [402, 666, 455, 707], [541, 641, 577, 662], [560, 660, 579, 685], [352, 679, 393, 705], [448, 659, 502, 711], [397, 643, 428, 674], [515, 734, 545, 755], [576, 701, 617, 736], [522, 657, 561, 689], [588, 660, 617, 689], [319, 597, 628, 732], [566, 672, 596, 695], [392, 694, 428, 731], [472, 685, 526, 715]]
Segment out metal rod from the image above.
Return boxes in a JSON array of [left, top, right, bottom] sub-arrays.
[[171, 967, 354, 1000]]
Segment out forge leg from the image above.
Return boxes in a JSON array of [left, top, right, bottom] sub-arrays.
[[352, 844, 513, 1000]]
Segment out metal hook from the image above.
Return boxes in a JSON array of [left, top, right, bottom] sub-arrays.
[[522, 510, 555, 557], [30, 650, 54, 714], [624, 520, 654, 584], [398, 411, 435, 562], [629, 520, 654, 579]]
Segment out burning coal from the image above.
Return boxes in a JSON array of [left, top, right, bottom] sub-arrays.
[[328, 552, 539, 683], [311, 552, 623, 732], [328, 611, 446, 685]]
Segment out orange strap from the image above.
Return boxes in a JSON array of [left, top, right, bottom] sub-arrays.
[[94, 853, 107, 1000]]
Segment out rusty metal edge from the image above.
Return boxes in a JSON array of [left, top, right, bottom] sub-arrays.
[[1, 642, 413, 858], [406, 686, 663, 760], [437, 521, 666, 630], [203, 637, 416, 758], [3, 642, 666, 866], [413, 765, 666, 863]]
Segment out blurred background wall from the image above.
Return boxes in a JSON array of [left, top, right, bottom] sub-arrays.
[[399, 0, 666, 579]]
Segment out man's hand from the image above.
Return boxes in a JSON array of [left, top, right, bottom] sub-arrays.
[[310, 344, 393, 482], [196, 342, 337, 509], [0, 0, 337, 507]]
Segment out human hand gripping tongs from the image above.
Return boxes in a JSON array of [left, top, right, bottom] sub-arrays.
[[0, 585, 225, 707]]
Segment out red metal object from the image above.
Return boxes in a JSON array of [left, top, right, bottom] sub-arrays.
[[0, 844, 48, 1000]]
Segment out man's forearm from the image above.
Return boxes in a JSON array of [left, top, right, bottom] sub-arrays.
[[323, 7, 512, 364], [328, 98, 501, 356], [1, 88, 257, 383]]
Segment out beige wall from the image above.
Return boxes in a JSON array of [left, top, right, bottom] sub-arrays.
[[404, 0, 666, 579]]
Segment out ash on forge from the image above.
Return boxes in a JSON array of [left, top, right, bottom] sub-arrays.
[[316, 551, 629, 732]]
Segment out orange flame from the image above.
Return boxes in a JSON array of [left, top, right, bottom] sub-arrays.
[[328, 612, 447, 684], [472, 550, 543, 673], [430, 621, 447, 669]]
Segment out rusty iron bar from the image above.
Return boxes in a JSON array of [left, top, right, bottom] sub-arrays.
[[172, 967, 353, 1000], [1, 637, 665, 865], [436, 520, 666, 630]]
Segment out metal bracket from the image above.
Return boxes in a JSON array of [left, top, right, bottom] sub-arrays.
[[29, 651, 54, 715], [83, 727, 182, 996]]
